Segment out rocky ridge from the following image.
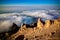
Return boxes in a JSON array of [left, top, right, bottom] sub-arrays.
[[0, 18, 60, 40]]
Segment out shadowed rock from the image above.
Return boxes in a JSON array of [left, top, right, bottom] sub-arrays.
[[9, 23, 20, 35], [15, 35, 24, 40], [22, 23, 37, 28]]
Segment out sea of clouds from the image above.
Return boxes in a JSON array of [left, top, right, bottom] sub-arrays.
[[0, 10, 60, 32]]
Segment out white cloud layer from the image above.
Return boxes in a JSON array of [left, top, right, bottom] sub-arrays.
[[0, 10, 60, 32]]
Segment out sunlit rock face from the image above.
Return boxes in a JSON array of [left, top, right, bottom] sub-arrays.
[[7, 18, 60, 40], [44, 20, 51, 28], [37, 18, 43, 28]]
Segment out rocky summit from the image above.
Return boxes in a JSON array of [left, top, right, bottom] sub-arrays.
[[0, 18, 60, 40]]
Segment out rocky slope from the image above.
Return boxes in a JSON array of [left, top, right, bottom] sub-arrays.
[[0, 18, 60, 40]]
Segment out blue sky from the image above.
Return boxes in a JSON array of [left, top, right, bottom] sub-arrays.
[[0, 0, 60, 5]]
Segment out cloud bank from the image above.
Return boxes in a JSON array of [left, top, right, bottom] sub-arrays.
[[0, 10, 60, 32]]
